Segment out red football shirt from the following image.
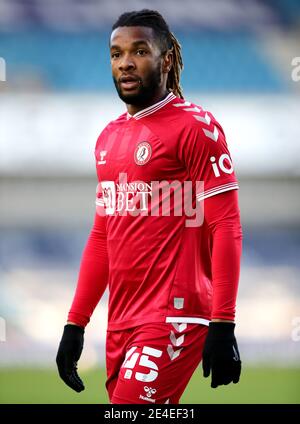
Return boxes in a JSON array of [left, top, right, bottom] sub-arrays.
[[92, 93, 239, 331]]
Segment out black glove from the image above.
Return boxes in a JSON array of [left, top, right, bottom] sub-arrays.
[[56, 324, 85, 392], [202, 322, 241, 388]]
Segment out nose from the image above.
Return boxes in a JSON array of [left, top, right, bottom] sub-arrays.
[[118, 53, 135, 72]]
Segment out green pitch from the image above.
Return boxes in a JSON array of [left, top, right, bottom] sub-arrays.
[[0, 367, 299, 404]]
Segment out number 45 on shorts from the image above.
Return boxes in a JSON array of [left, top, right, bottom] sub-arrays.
[[121, 345, 163, 382]]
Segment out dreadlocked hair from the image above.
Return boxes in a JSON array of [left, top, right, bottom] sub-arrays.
[[112, 9, 184, 99]]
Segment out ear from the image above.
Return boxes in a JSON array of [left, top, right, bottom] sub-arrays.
[[162, 49, 173, 74]]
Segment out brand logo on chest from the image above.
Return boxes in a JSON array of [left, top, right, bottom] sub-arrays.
[[134, 141, 152, 165]]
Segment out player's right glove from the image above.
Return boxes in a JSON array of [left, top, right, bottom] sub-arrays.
[[202, 322, 241, 388], [56, 324, 85, 392]]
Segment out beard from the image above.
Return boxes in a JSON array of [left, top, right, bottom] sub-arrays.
[[113, 62, 162, 106]]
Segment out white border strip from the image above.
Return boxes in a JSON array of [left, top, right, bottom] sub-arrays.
[[198, 181, 237, 196], [196, 182, 238, 198], [166, 317, 210, 326], [196, 183, 239, 202]]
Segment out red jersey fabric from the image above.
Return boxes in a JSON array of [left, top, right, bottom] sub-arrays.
[[68, 93, 242, 330]]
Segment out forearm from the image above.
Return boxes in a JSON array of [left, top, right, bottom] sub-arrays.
[[204, 190, 243, 321], [68, 213, 109, 327], [210, 223, 242, 320]]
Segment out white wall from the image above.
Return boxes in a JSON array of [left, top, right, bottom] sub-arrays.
[[1, 93, 300, 176]]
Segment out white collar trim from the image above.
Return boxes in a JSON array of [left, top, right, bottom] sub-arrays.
[[127, 92, 176, 120]]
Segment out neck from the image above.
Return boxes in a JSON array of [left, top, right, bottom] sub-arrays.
[[126, 89, 169, 116]]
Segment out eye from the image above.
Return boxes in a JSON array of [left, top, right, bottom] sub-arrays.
[[136, 49, 147, 56], [111, 52, 120, 59]]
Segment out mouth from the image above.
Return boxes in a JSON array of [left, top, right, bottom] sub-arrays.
[[119, 75, 141, 91]]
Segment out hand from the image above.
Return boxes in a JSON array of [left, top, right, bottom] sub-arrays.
[[202, 322, 241, 388], [56, 324, 85, 392]]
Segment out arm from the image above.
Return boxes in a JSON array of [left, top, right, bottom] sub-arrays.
[[175, 103, 242, 386], [56, 212, 109, 392], [67, 212, 109, 327], [205, 189, 242, 322], [202, 189, 242, 388]]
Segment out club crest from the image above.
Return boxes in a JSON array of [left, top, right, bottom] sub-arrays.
[[134, 141, 152, 165]]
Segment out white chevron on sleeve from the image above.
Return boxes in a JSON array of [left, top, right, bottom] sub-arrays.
[[203, 126, 219, 142], [173, 101, 191, 107], [193, 112, 211, 125], [183, 106, 201, 113]]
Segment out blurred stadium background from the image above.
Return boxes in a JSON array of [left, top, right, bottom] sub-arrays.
[[0, 0, 300, 404]]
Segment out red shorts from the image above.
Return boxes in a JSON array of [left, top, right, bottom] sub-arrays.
[[105, 322, 208, 404]]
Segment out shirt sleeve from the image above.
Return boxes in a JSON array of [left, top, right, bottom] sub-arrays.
[[67, 212, 109, 327], [178, 111, 239, 202], [204, 189, 242, 321]]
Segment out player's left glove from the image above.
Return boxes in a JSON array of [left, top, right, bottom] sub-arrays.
[[56, 324, 85, 392], [202, 322, 241, 388]]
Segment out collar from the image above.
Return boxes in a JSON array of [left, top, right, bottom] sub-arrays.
[[126, 92, 176, 120]]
